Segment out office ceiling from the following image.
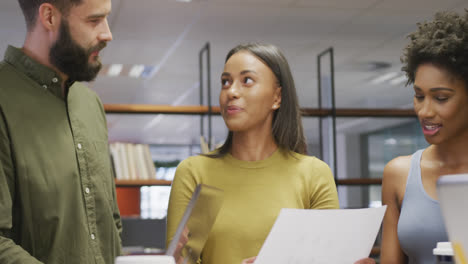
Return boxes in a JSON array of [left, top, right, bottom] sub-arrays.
[[1, 0, 466, 147]]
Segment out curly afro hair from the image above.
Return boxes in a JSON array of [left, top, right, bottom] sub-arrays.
[[401, 10, 468, 88]]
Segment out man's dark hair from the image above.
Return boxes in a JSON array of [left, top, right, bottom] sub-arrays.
[[210, 43, 307, 157], [18, 0, 83, 30], [402, 10, 468, 87]]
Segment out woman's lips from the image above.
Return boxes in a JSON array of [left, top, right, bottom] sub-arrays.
[[421, 121, 442, 136], [226, 105, 243, 115]]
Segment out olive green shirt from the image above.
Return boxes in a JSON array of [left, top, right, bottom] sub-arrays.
[[0, 46, 122, 264]]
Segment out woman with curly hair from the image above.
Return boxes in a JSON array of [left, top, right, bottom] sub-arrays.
[[381, 10, 468, 264]]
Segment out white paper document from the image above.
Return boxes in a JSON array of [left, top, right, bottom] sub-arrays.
[[255, 206, 387, 264]]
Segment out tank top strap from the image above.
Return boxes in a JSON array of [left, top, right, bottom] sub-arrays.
[[405, 149, 425, 192]]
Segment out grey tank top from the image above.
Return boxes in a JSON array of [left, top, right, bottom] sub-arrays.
[[397, 149, 448, 264]]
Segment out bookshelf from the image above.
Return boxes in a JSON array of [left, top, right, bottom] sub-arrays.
[[109, 43, 215, 219], [104, 103, 415, 185], [105, 103, 413, 189], [111, 142, 173, 216]]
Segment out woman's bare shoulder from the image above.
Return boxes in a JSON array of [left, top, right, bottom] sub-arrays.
[[382, 155, 413, 202], [385, 155, 412, 177]]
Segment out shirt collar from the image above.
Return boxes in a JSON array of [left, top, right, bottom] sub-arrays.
[[3, 45, 69, 100]]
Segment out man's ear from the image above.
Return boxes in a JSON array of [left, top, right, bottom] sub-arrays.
[[37, 3, 61, 32]]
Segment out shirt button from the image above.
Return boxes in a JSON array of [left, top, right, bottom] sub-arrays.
[[42, 85, 48, 90], [77, 143, 82, 149], [85, 187, 90, 194], [52, 77, 58, 83], [91, 234, 95, 240]]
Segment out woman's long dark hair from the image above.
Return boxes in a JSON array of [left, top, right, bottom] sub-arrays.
[[209, 43, 307, 157]]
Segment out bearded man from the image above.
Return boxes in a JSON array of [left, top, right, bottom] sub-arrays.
[[0, 0, 122, 263]]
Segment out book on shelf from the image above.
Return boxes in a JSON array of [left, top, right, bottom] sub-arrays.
[[200, 136, 224, 154], [143, 145, 157, 180], [135, 144, 148, 180], [126, 143, 137, 180], [110, 142, 157, 180], [200, 136, 210, 154]]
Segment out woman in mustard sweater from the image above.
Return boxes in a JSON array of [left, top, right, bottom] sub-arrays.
[[166, 43, 339, 264]]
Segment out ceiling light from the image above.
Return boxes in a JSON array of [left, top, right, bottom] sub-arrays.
[[400, 139, 413, 145], [370, 72, 399, 85], [384, 138, 397, 145], [176, 0, 192, 2], [129, 64, 145, 78], [389, 75, 408, 86], [140, 66, 155, 79], [107, 64, 123, 77]]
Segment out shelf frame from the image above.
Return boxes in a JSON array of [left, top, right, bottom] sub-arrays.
[[115, 179, 172, 187], [104, 104, 415, 118], [336, 178, 383, 186], [115, 178, 382, 187]]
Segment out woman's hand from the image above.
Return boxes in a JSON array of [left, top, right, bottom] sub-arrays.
[[241, 256, 256, 264], [354, 258, 375, 264], [174, 226, 190, 264]]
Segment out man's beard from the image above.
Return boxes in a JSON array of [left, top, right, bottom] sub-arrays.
[[49, 20, 106, 82]]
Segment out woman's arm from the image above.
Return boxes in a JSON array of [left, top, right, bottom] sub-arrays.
[[166, 159, 198, 247], [309, 159, 339, 209], [380, 157, 409, 264]]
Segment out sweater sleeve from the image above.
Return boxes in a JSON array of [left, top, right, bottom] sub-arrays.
[[309, 158, 340, 209], [166, 158, 199, 247]]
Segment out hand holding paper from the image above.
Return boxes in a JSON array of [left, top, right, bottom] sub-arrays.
[[241, 256, 257, 264]]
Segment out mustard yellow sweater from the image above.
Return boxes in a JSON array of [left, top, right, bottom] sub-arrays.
[[166, 149, 339, 264]]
